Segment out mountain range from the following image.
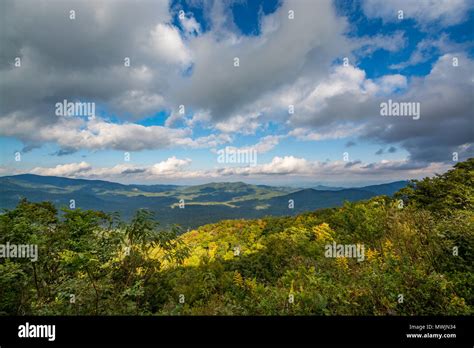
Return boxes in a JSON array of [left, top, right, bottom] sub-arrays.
[[0, 174, 408, 229]]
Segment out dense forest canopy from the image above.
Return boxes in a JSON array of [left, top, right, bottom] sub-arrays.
[[0, 159, 472, 315]]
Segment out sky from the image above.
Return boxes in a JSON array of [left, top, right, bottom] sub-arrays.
[[0, 0, 473, 186]]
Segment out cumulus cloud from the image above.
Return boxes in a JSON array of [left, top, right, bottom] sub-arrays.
[[150, 156, 192, 175], [0, 0, 176, 121], [278, 65, 404, 129], [362, 53, 474, 162], [278, 54, 473, 163], [31, 162, 92, 177], [0, 116, 230, 152], [149, 23, 192, 66], [169, 0, 351, 125], [29, 158, 193, 180]]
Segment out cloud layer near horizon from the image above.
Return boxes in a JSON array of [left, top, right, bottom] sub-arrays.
[[16, 156, 449, 186]]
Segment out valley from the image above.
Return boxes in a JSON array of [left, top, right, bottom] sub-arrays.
[[0, 174, 407, 229]]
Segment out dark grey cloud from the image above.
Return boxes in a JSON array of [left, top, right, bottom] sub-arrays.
[[287, 53, 473, 164], [388, 146, 397, 153], [122, 168, 147, 175], [0, 0, 174, 130], [51, 148, 77, 157], [363, 54, 474, 163], [345, 160, 362, 168]]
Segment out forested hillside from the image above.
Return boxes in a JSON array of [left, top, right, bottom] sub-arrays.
[[0, 159, 472, 315], [0, 174, 407, 227]]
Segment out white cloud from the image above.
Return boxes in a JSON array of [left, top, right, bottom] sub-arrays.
[[149, 23, 192, 66], [362, 0, 473, 27], [29, 158, 194, 180], [354, 31, 407, 56], [215, 113, 262, 134], [44, 118, 190, 151], [376, 74, 408, 94], [25, 157, 451, 184], [289, 125, 364, 141], [283, 65, 403, 127], [176, 133, 233, 149], [180, 15, 201, 36], [389, 33, 469, 70], [213, 135, 284, 156], [150, 156, 191, 175], [251, 135, 283, 153], [252, 156, 313, 175], [0, 116, 233, 152], [31, 162, 92, 177], [171, 0, 351, 125]]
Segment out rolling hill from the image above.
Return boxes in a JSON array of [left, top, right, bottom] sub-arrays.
[[0, 174, 407, 228]]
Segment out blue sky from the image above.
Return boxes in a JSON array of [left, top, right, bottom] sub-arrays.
[[0, 0, 473, 186]]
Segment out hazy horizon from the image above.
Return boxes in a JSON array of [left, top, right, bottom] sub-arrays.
[[1, 171, 414, 188]]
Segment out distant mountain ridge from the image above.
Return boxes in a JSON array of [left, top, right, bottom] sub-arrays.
[[0, 174, 408, 228], [313, 185, 346, 191]]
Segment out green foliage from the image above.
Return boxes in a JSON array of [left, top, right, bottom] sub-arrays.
[[395, 158, 474, 214], [0, 159, 472, 315]]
